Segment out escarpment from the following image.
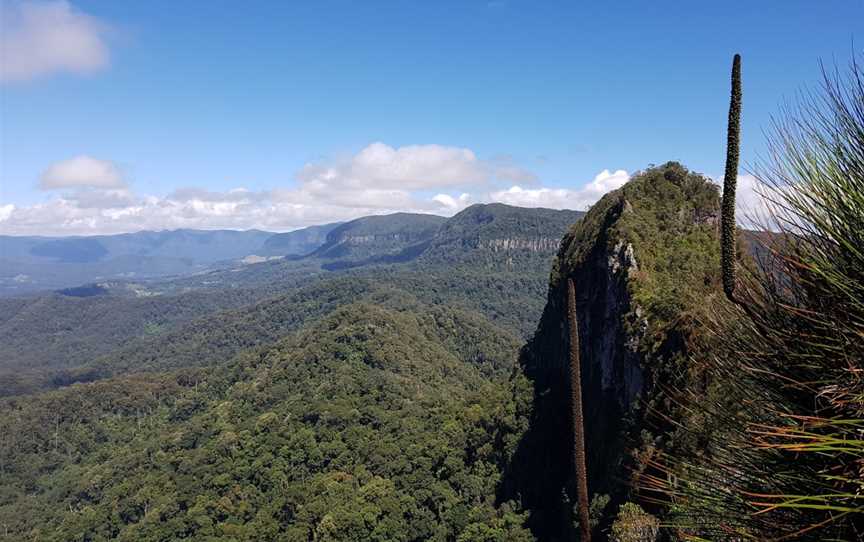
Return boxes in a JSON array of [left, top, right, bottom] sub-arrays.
[[504, 162, 725, 540], [482, 237, 561, 252]]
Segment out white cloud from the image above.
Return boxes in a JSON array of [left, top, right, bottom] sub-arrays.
[[488, 169, 630, 211], [490, 186, 573, 208], [735, 173, 788, 230], [297, 142, 489, 192], [0, 188, 443, 236], [432, 192, 471, 211], [576, 169, 631, 203], [714, 173, 779, 229], [0, 204, 15, 222], [64, 187, 136, 209], [1, 1, 110, 83], [1, 143, 633, 236], [41, 155, 126, 189]]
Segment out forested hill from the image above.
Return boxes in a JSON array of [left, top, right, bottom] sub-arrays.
[[309, 213, 446, 261], [0, 303, 535, 541], [0, 204, 580, 398], [1, 190, 595, 542], [0, 163, 781, 540], [0, 202, 564, 537], [421, 204, 583, 270], [506, 162, 729, 538], [0, 164, 729, 540]]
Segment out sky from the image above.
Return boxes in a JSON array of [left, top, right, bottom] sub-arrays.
[[0, 0, 862, 235]]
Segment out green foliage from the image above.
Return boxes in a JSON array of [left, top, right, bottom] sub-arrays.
[[1, 204, 577, 397], [0, 303, 533, 541], [612, 162, 723, 330], [585, 493, 611, 531], [609, 503, 659, 542], [0, 202, 578, 541], [653, 55, 864, 540], [509, 161, 724, 540]]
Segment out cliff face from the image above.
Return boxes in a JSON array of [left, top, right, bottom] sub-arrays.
[[504, 163, 724, 540], [313, 204, 585, 274], [482, 237, 561, 252], [421, 204, 584, 273]]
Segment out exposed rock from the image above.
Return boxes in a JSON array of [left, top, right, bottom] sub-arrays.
[[482, 237, 561, 252], [503, 162, 725, 540]]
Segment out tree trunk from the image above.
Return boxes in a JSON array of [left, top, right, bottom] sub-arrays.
[[567, 278, 591, 542]]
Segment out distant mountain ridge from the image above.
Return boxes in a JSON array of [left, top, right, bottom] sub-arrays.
[[259, 222, 342, 256], [310, 213, 446, 260], [0, 204, 583, 295], [421, 203, 583, 267], [315, 205, 584, 272], [0, 227, 327, 295], [0, 203, 585, 397], [1, 229, 275, 263]]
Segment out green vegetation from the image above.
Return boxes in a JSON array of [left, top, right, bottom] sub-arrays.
[[0, 203, 585, 540], [644, 56, 864, 540], [0, 303, 534, 541], [0, 286, 298, 397], [609, 503, 658, 542], [3, 53, 859, 542], [509, 162, 725, 540], [1, 203, 574, 398]]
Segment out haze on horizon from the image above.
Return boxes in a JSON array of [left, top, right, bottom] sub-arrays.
[[1, 0, 861, 236]]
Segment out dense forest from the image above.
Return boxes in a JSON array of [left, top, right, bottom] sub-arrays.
[[0, 201, 581, 540]]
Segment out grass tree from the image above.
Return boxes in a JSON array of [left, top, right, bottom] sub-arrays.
[[721, 53, 742, 302], [648, 54, 864, 540], [567, 278, 591, 542]]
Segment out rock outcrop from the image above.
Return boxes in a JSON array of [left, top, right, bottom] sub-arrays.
[[503, 162, 725, 540]]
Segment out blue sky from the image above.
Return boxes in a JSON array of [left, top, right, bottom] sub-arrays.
[[0, 0, 862, 234]]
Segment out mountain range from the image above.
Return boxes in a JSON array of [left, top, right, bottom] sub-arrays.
[[3, 164, 838, 540], [0, 203, 582, 396], [0, 165, 705, 540]]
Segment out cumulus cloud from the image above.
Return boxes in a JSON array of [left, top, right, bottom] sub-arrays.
[[486, 169, 630, 211], [0, 143, 634, 236], [714, 173, 779, 229], [1, 0, 111, 83], [64, 187, 136, 209], [0, 204, 15, 222], [432, 193, 471, 212], [0, 188, 441, 236], [41, 155, 126, 189], [297, 142, 489, 192]]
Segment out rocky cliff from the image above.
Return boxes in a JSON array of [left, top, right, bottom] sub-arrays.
[[420, 204, 584, 272], [504, 162, 725, 540]]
